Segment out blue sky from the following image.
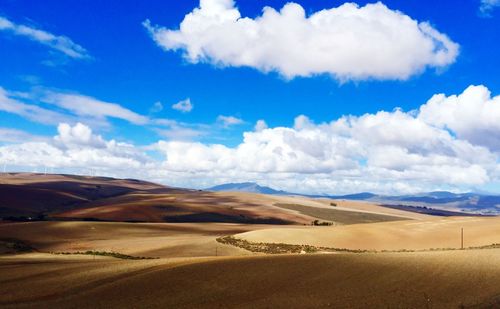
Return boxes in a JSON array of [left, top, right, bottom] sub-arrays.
[[1, 0, 500, 194]]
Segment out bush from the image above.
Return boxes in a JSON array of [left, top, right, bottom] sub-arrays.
[[52, 250, 158, 260], [312, 220, 333, 226]]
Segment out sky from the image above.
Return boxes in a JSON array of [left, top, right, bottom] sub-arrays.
[[0, 0, 500, 195]]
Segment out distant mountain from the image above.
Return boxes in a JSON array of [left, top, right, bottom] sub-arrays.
[[206, 183, 500, 215], [206, 182, 290, 195], [331, 191, 500, 215]]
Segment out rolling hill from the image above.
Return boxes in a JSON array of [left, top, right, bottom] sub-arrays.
[[1, 173, 415, 225], [1, 173, 499, 308]]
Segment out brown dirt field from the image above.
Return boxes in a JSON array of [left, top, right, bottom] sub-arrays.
[[237, 216, 500, 251], [0, 173, 169, 218], [0, 173, 314, 224], [1, 250, 500, 308], [0, 221, 276, 258], [53, 191, 312, 224]]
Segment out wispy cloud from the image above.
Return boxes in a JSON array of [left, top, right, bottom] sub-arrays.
[[0, 86, 79, 126], [150, 101, 163, 113], [156, 126, 205, 140], [1, 85, 242, 144], [0, 86, 146, 128], [0, 16, 90, 60], [172, 98, 193, 113], [0, 127, 48, 143], [42, 91, 149, 125], [480, 0, 500, 16], [153, 118, 207, 141], [217, 115, 244, 128]]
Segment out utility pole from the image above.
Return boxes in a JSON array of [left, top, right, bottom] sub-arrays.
[[461, 228, 464, 250]]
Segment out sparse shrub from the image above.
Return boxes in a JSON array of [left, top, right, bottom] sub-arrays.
[[312, 220, 333, 226], [52, 250, 158, 260]]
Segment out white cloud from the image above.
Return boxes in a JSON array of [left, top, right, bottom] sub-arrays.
[[0, 127, 48, 143], [254, 119, 268, 131], [0, 123, 150, 171], [152, 85, 500, 193], [0, 86, 150, 127], [0, 16, 90, 59], [480, 0, 500, 16], [42, 92, 149, 125], [156, 126, 205, 141], [172, 98, 193, 112], [3, 85, 500, 195], [54, 123, 106, 149], [0, 86, 79, 126], [144, 0, 459, 80], [419, 85, 500, 151], [0, 85, 221, 143], [153, 118, 208, 141], [217, 115, 244, 127]]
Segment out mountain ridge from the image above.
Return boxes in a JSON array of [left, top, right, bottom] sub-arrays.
[[207, 182, 500, 215]]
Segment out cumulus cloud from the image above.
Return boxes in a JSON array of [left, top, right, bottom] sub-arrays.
[[54, 123, 106, 149], [152, 85, 500, 193], [172, 98, 193, 112], [419, 85, 500, 151], [0, 123, 150, 172], [3, 85, 500, 195], [144, 0, 459, 80], [0, 16, 90, 59], [217, 115, 244, 127]]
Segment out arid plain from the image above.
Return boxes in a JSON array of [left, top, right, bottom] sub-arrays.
[[1, 173, 499, 308]]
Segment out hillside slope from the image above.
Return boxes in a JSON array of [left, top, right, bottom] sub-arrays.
[[1, 173, 419, 225], [1, 250, 500, 308], [237, 216, 500, 251]]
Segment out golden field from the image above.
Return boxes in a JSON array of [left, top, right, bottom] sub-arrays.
[[1, 174, 499, 308]]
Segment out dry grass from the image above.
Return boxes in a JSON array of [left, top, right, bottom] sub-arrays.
[[51, 250, 158, 260], [217, 235, 369, 254], [0, 221, 271, 258], [274, 203, 409, 225], [237, 216, 500, 251]]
